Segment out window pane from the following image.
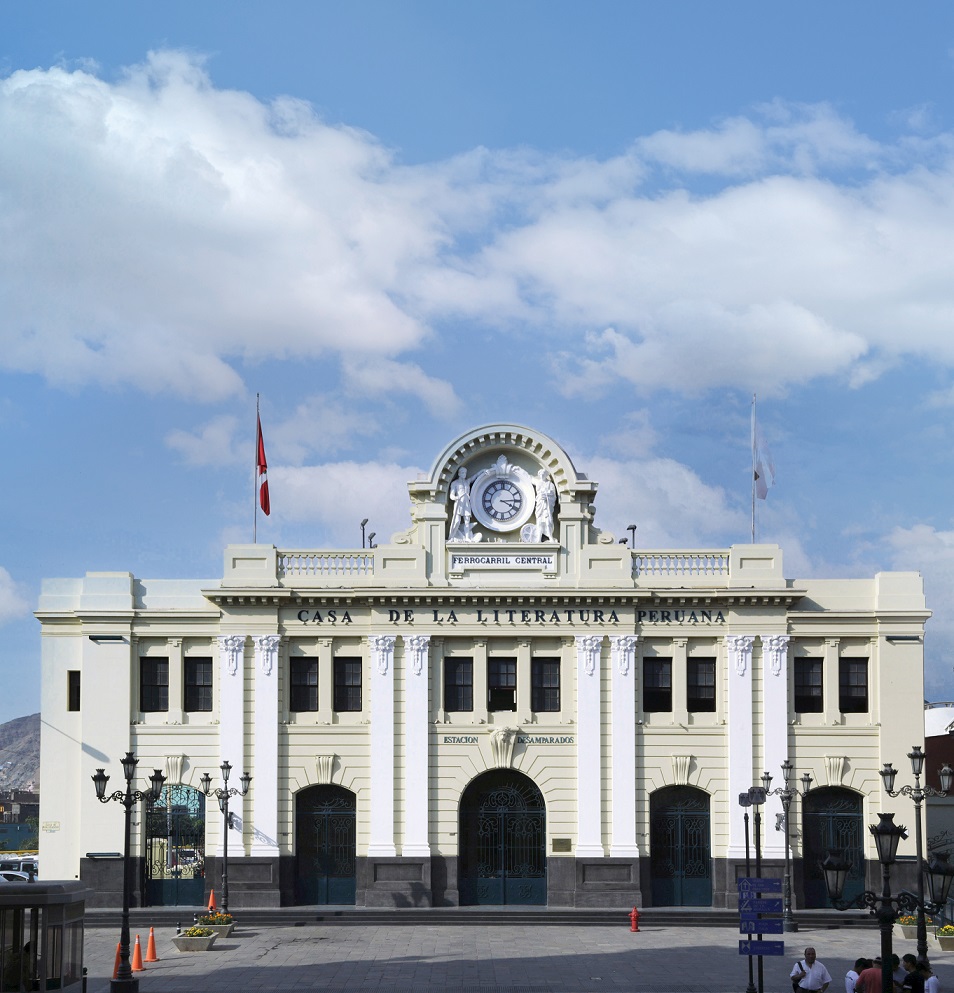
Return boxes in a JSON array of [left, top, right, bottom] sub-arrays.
[[839, 657, 868, 713], [642, 658, 672, 712], [488, 658, 517, 712], [184, 657, 213, 712], [67, 671, 81, 712], [531, 658, 560, 712], [140, 658, 169, 713], [687, 658, 716, 712], [794, 658, 823, 713], [290, 658, 319, 712], [334, 658, 362, 712], [444, 658, 473, 712]]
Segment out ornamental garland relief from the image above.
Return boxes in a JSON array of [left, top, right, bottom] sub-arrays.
[[726, 634, 755, 676], [404, 634, 431, 676], [217, 634, 246, 676], [610, 634, 639, 676], [576, 634, 603, 676], [254, 634, 281, 676], [761, 634, 790, 677], [370, 634, 396, 675]]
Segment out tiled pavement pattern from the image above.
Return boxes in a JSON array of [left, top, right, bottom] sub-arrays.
[[84, 922, 954, 993]]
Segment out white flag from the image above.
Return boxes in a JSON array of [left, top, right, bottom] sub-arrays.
[[752, 417, 775, 500]]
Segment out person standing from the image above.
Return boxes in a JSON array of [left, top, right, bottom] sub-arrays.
[[901, 955, 925, 993], [793, 948, 832, 993], [847, 959, 871, 993]]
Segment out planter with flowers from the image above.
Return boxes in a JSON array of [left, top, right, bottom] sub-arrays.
[[895, 915, 920, 940], [933, 924, 954, 951], [172, 926, 218, 952], [195, 912, 235, 938]]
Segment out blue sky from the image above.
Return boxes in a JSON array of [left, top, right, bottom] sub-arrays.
[[3, 2, 954, 723]]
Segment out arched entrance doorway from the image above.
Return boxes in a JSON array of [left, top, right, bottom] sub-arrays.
[[459, 770, 546, 905], [295, 785, 357, 905], [144, 784, 206, 907], [802, 787, 864, 908], [650, 786, 712, 906]]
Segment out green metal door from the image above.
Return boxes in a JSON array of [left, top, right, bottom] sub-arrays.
[[295, 786, 357, 905], [802, 788, 864, 908], [459, 770, 546, 906], [650, 786, 712, 906], [144, 785, 206, 907]]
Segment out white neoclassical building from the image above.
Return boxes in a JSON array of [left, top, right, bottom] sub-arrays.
[[37, 423, 929, 909]]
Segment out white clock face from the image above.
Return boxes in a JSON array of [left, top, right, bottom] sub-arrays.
[[470, 469, 535, 532], [481, 479, 523, 524]]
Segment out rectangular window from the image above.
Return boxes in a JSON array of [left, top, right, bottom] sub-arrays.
[[642, 658, 672, 712], [794, 658, 824, 713], [334, 657, 362, 712], [140, 657, 169, 713], [839, 657, 869, 713], [67, 670, 81, 712], [531, 658, 561, 712], [488, 658, 517, 712], [290, 658, 319, 712], [184, 657, 213, 712], [444, 658, 473, 712], [687, 658, 716, 712]]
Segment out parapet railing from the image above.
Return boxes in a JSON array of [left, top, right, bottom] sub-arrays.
[[278, 551, 374, 579], [632, 550, 731, 585]]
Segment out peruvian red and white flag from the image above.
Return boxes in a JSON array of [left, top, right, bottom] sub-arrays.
[[256, 413, 270, 515]]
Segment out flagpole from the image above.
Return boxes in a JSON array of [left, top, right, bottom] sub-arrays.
[[751, 392, 756, 544], [254, 393, 259, 544]]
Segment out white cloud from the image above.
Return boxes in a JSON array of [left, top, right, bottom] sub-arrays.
[[582, 454, 746, 547], [8, 55, 954, 406], [0, 568, 29, 625], [883, 524, 954, 700], [166, 415, 241, 466], [269, 460, 421, 547]]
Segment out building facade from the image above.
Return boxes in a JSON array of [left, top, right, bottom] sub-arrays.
[[37, 423, 929, 908]]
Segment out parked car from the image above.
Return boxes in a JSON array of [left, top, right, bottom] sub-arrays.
[[0, 870, 30, 882], [0, 859, 37, 875]]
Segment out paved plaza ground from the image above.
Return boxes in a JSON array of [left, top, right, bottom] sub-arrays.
[[83, 921, 954, 993]]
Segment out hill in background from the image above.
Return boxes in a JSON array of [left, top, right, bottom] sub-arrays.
[[0, 714, 40, 789]]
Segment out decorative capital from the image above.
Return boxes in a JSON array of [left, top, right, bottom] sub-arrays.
[[761, 634, 790, 676], [610, 635, 639, 676], [217, 634, 246, 676], [370, 634, 397, 675], [404, 634, 431, 676], [253, 634, 281, 676], [576, 634, 603, 676], [726, 634, 755, 676]]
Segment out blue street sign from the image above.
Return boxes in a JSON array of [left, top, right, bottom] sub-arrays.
[[738, 877, 782, 894], [740, 918, 784, 934], [739, 940, 785, 956], [738, 897, 784, 914]]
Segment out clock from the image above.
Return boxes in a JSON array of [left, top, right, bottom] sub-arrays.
[[481, 478, 523, 524], [470, 462, 535, 533]]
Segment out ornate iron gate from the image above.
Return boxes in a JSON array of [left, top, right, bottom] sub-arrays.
[[295, 786, 357, 905], [459, 770, 546, 906], [802, 788, 864, 908], [144, 785, 206, 907], [650, 786, 712, 906]]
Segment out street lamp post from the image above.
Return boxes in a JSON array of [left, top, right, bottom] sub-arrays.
[[821, 813, 954, 993], [761, 760, 813, 932], [200, 761, 252, 914], [738, 791, 757, 993], [91, 753, 166, 993], [881, 746, 954, 962]]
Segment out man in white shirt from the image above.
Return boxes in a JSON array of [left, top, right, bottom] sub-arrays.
[[792, 947, 833, 992]]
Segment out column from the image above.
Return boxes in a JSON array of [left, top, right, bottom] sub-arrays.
[[726, 634, 755, 858], [761, 634, 791, 858], [403, 634, 431, 856], [251, 634, 281, 856], [216, 634, 247, 859], [671, 638, 689, 725], [576, 634, 604, 857], [368, 634, 397, 857], [610, 635, 640, 857]]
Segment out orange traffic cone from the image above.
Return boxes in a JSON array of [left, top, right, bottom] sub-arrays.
[[145, 927, 159, 963], [112, 942, 121, 980], [208, 888, 217, 912], [131, 934, 144, 972]]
